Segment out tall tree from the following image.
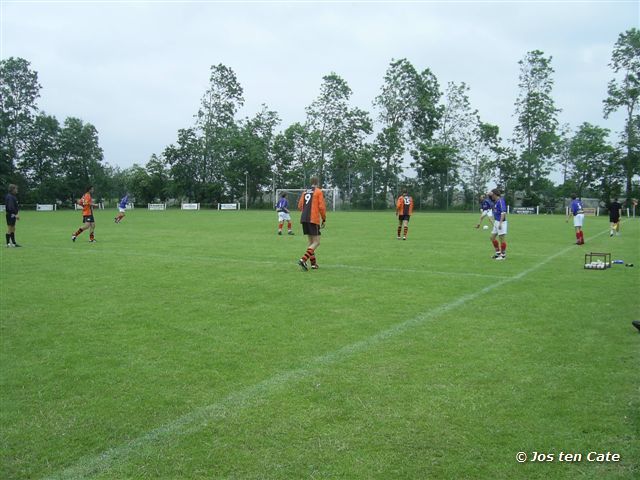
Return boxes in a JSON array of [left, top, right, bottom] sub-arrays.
[[18, 112, 61, 202], [195, 63, 244, 194], [227, 105, 280, 205], [603, 28, 640, 204], [58, 117, 105, 202], [0, 57, 41, 185], [374, 59, 442, 200], [306, 72, 352, 184], [512, 50, 560, 204]]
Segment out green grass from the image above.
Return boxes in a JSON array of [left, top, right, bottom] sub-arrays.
[[1, 209, 638, 479]]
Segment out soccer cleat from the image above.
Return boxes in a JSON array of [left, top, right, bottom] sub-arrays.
[[311, 264, 319, 270], [114, 217, 118, 223], [89, 239, 97, 243], [288, 231, 295, 235], [610, 231, 614, 237], [397, 236, 401, 240], [632, 320, 640, 332], [278, 231, 282, 235], [6, 243, 14, 248], [495, 255, 505, 261], [492, 252, 501, 259], [298, 259, 308, 271], [12, 243, 21, 247], [72, 235, 77, 242], [402, 236, 407, 240]]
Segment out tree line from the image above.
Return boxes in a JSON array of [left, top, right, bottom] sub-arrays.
[[1, 28, 638, 209]]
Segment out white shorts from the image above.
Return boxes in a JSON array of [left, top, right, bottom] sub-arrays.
[[480, 209, 492, 218], [491, 219, 508, 236], [119, 207, 126, 213], [278, 212, 291, 222], [573, 213, 584, 227]]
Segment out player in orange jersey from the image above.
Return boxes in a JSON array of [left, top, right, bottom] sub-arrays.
[[395, 189, 414, 240], [72, 185, 98, 243], [297, 176, 326, 271]]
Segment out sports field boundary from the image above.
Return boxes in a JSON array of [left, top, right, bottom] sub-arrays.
[[43, 227, 613, 480]]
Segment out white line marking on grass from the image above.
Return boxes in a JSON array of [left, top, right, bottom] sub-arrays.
[[43, 229, 611, 480]]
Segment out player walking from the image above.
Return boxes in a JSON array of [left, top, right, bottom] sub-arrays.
[[275, 192, 294, 235], [566, 194, 585, 245], [489, 189, 508, 260], [72, 185, 98, 243], [608, 198, 622, 237], [297, 176, 326, 271], [114, 194, 129, 223], [475, 193, 494, 229], [395, 189, 414, 240], [5, 184, 21, 247]]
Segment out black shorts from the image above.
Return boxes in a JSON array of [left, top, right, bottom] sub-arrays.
[[398, 215, 411, 222], [6, 214, 16, 226], [301, 222, 321, 236], [83, 215, 95, 223], [610, 216, 620, 223]]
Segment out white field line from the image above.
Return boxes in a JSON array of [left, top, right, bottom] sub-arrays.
[[43, 229, 611, 480], [35, 245, 508, 279]]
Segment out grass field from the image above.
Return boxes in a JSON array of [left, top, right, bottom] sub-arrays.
[[1, 208, 639, 479]]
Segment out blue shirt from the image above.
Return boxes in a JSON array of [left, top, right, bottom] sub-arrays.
[[276, 197, 289, 213], [118, 195, 129, 209], [481, 198, 493, 211], [493, 197, 507, 221], [570, 199, 583, 215]]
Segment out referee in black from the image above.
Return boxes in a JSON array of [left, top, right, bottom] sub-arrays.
[[5, 184, 21, 247]]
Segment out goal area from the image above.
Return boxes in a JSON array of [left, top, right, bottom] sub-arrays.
[[276, 187, 339, 211]]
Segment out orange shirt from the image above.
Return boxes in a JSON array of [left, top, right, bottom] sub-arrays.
[[81, 192, 93, 216], [298, 187, 326, 225], [396, 195, 414, 216]]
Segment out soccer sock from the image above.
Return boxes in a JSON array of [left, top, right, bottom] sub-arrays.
[[576, 232, 580, 242], [397, 226, 402, 237], [301, 248, 315, 262], [492, 239, 500, 252], [5, 233, 10, 245], [501, 241, 507, 254], [403, 226, 408, 237], [10, 233, 16, 244], [287, 221, 292, 231], [74, 229, 83, 237], [579, 231, 584, 243], [309, 254, 317, 266], [278, 222, 283, 232], [89, 232, 95, 241]]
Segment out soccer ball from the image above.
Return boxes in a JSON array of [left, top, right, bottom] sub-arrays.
[[482, 225, 489, 230]]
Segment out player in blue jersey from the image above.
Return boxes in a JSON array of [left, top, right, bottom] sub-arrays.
[[275, 192, 294, 235], [489, 189, 508, 260], [475, 193, 494, 229], [566, 194, 585, 245], [114, 194, 129, 223]]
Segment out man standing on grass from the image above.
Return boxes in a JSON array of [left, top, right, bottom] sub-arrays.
[[72, 185, 98, 243], [5, 184, 21, 247], [489, 189, 508, 260], [475, 193, 494, 229], [395, 189, 414, 240], [115, 193, 129, 224], [566, 194, 585, 245], [608, 198, 622, 237], [297, 176, 326, 271], [276, 192, 294, 235]]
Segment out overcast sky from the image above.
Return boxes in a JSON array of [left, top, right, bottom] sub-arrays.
[[1, 0, 638, 177]]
